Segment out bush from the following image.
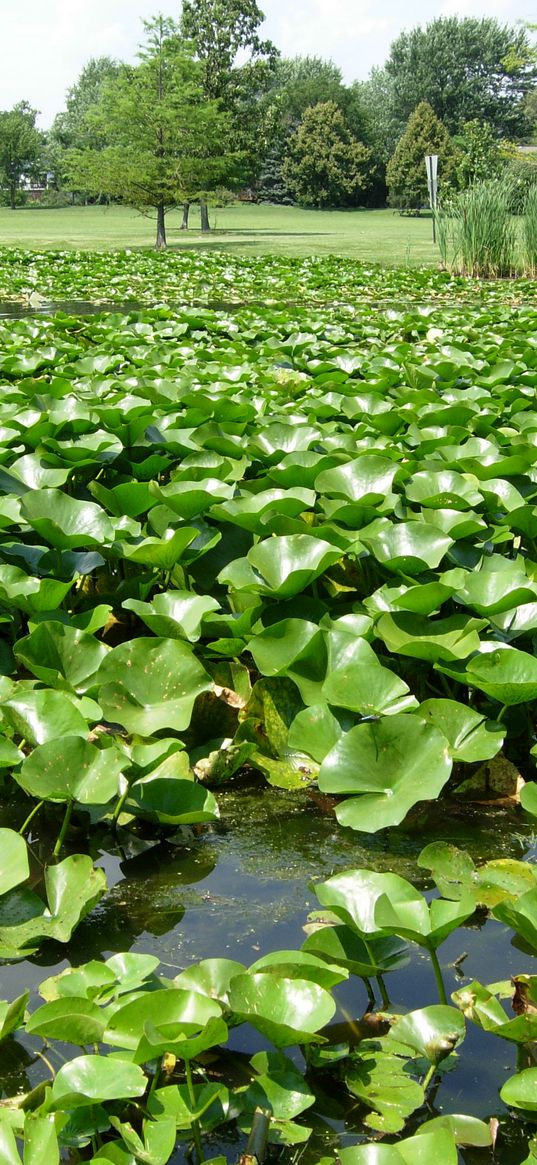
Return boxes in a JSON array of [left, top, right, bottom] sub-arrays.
[[30, 189, 77, 208], [0, 188, 27, 208], [504, 154, 537, 214]]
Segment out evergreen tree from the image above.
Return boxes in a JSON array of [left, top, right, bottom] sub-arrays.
[[283, 101, 373, 209], [386, 101, 458, 211]]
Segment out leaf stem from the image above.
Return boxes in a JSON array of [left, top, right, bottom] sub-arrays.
[[111, 783, 130, 826], [53, 799, 74, 857], [429, 946, 448, 1005], [376, 973, 390, 1008], [185, 1059, 204, 1164], [422, 1063, 436, 1091], [19, 799, 44, 838]]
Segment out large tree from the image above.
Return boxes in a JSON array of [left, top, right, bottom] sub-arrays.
[[51, 57, 120, 153], [0, 102, 43, 209], [386, 101, 458, 211], [66, 17, 234, 247], [386, 17, 536, 140], [48, 57, 120, 194], [283, 101, 373, 209], [179, 0, 277, 227]]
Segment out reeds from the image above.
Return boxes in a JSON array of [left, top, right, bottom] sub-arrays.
[[523, 185, 537, 278], [436, 179, 518, 278]]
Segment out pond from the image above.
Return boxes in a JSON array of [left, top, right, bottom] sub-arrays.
[[0, 782, 535, 1164], [0, 289, 536, 1164]]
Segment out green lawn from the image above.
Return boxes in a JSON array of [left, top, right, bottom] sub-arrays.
[[0, 203, 439, 266]]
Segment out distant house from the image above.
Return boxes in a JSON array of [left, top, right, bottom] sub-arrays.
[[20, 173, 52, 201]]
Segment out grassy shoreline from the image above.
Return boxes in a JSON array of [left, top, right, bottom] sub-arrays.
[[0, 203, 438, 266]]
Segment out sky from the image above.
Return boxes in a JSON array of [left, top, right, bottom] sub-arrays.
[[1, 0, 534, 128]]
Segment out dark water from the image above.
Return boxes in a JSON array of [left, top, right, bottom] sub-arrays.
[[0, 299, 143, 318], [0, 784, 535, 1164]]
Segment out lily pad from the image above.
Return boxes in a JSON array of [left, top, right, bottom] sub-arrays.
[[318, 714, 452, 831], [97, 638, 212, 735]]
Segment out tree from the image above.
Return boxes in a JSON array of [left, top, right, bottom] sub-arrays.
[[180, 0, 278, 227], [66, 17, 235, 247], [265, 56, 346, 125], [352, 69, 402, 165], [454, 120, 506, 188], [283, 101, 373, 209], [386, 101, 458, 211], [0, 102, 43, 209], [48, 57, 120, 195], [257, 56, 350, 203], [385, 18, 535, 141], [51, 58, 120, 153]]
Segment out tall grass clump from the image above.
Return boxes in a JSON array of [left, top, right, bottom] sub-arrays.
[[523, 185, 537, 277], [436, 178, 517, 277]]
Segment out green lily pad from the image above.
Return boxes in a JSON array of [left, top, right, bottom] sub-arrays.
[[361, 521, 453, 574], [0, 830, 29, 896], [51, 1055, 147, 1108], [123, 591, 220, 641], [375, 612, 485, 662], [228, 973, 335, 1046], [318, 714, 452, 831], [97, 638, 212, 735], [219, 535, 341, 598], [2, 689, 89, 745], [501, 1067, 537, 1113], [418, 699, 504, 763], [14, 622, 108, 692], [17, 737, 124, 805], [418, 842, 537, 907], [21, 489, 116, 549], [345, 1051, 424, 1133], [386, 1005, 465, 1064]]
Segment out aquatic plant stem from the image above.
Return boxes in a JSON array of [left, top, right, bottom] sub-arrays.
[[429, 947, 447, 1005], [111, 783, 130, 826], [376, 974, 390, 1008], [53, 799, 74, 857], [422, 1063, 436, 1091], [185, 1059, 204, 1164], [19, 799, 44, 837]]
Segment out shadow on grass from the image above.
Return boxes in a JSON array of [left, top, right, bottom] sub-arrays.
[[167, 229, 329, 238]]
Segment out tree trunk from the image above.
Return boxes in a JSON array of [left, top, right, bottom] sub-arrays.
[[200, 198, 210, 232], [156, 202, 167, 249], [9, 183, 17, 210], [181, 202, 190, 230]]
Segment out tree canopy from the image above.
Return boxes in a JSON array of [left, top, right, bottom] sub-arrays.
[[179, 0, 277, 222], [0, 102, 43, 209], [386, 17, 536, 140], [386, 101, 458, 211], [66, 17, 234, 247], [283, 101, 373, 209]]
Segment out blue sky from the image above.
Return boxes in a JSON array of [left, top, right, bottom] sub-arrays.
[[2, 0, 534, 127]]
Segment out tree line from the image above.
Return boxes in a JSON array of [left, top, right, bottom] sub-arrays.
[[0, 1, 536, 246]]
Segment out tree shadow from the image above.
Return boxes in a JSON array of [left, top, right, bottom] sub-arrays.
[[167, 229, 329, 238]]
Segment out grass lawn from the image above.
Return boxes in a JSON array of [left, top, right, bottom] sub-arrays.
[[0, 203, 439, 266]]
